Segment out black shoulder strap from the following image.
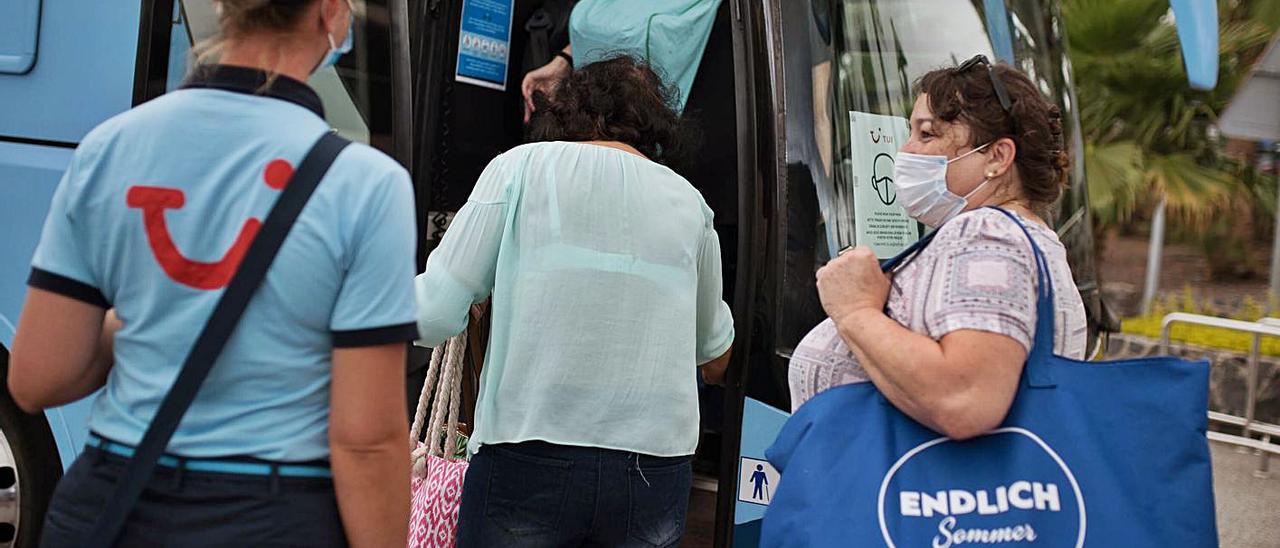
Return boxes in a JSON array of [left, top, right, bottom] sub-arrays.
[[85, 132, 351, 546]]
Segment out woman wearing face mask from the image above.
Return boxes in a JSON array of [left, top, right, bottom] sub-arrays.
[[10, 1, 414, 545], [787, 56, 1088, 441]]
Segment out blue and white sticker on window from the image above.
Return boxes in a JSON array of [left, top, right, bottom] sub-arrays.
[[455, 0, 514, 91], [739, 457, 780, 506]]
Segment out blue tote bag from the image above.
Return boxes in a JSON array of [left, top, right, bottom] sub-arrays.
[[762, 208, 1217, 547]]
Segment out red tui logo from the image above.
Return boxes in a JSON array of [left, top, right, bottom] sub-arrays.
[[126, 159, 294, 290]]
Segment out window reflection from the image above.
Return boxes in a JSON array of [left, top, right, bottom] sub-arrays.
[[776, 0, 1099, 356], [166, 0, 394, 150]]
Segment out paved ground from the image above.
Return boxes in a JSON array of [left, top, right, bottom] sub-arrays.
[[1213, 441, 1280, 547]]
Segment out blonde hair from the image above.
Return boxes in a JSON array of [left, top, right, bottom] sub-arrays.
[[215, 0, 315, 37], [192, 0, 315, 67]]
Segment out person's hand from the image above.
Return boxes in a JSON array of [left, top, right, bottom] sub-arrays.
[[469, 299, 489, 322], [99, 308, 123, 368], [816, 246, 890, 324], [104, 308, 122, 333], [522, 56, 571, 122]]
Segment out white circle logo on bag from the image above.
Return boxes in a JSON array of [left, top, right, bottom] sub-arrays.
[[878, 428, 1085, 547]]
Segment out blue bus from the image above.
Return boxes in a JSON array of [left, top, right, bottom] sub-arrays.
[[0, 1, 1216, 546]]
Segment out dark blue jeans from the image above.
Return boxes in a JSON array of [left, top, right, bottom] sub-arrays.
[[40, 446, 346, 547], [457, 441, 693, 547]]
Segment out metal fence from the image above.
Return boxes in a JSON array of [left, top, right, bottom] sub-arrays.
[[1161, 313, 1280, 478]]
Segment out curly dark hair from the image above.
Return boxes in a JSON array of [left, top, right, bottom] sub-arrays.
[[527, 55, 696, 167], [914, 61, 1069, 208]]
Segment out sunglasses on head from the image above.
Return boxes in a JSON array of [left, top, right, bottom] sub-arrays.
[[954, 54, 1019, 136]]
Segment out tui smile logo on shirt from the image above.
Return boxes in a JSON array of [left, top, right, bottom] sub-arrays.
[[126, 159, 294, 290]]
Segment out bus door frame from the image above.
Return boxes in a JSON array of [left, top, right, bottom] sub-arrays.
[[713, 0, 774, 545]]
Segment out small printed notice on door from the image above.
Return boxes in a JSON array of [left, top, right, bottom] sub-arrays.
[[455, 0, 514, 90], [849, 111, 918, 258]]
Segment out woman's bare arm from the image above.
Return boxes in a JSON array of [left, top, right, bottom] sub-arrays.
[[833, 308, 1025, 439], [329, 342, 410, 547], [9, 289, 113, 412], [817, 246, 1026, 440]]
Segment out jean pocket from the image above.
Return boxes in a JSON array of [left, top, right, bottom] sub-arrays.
[[627, 458, 692, 547], [483, 446, 572, 537]]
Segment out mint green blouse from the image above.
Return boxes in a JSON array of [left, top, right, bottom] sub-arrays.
[[570, 0, 723, 113], [415, 141, 735, 457]]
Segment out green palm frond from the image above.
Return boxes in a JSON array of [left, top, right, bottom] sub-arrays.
[[1063, 0, 1167, 54], [1145, 153, 1242, 228], [1066, 0, 1277, 230], [1085, 141, 1146, 227], [1246, 0, 1280, 30]]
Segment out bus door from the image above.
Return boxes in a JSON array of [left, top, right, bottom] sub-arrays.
[[406, 1, 761, 544]]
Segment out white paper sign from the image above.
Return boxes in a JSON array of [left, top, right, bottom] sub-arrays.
[[849, 111, 918, 258]]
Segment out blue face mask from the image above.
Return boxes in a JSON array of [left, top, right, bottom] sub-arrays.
[[319, 20, 354, 70]]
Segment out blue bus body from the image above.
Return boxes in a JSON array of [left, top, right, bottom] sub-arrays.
[[0, 2, 147, 471]]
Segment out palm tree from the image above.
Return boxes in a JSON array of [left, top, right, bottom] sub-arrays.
[[1063, 0, 1277, 309], [1066, 0, 1272, 229]]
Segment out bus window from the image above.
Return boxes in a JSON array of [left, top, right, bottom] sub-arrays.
[[1003, 0, 1100, 344], [173, 0, 398, 151], [774, 0, 1100, 362], [165, 7, 192, 92]]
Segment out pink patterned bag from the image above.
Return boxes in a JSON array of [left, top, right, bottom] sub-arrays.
[[407, 333, 470, 548]]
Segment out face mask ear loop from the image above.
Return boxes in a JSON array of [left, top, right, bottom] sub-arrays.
[[947, 140, 994, 165], [325, 0, 350, 55], [962, 176, 992, 202], [321, 2, 338, 70]]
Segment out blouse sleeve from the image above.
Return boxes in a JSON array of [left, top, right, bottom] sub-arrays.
[[694, 218, 734, 364], [921, 211, 1041, 352], [414, 150, 520, 347]]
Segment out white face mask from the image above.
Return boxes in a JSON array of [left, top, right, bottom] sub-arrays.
[[318, 1, 357, 72], [892, 142, 993, 227]]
